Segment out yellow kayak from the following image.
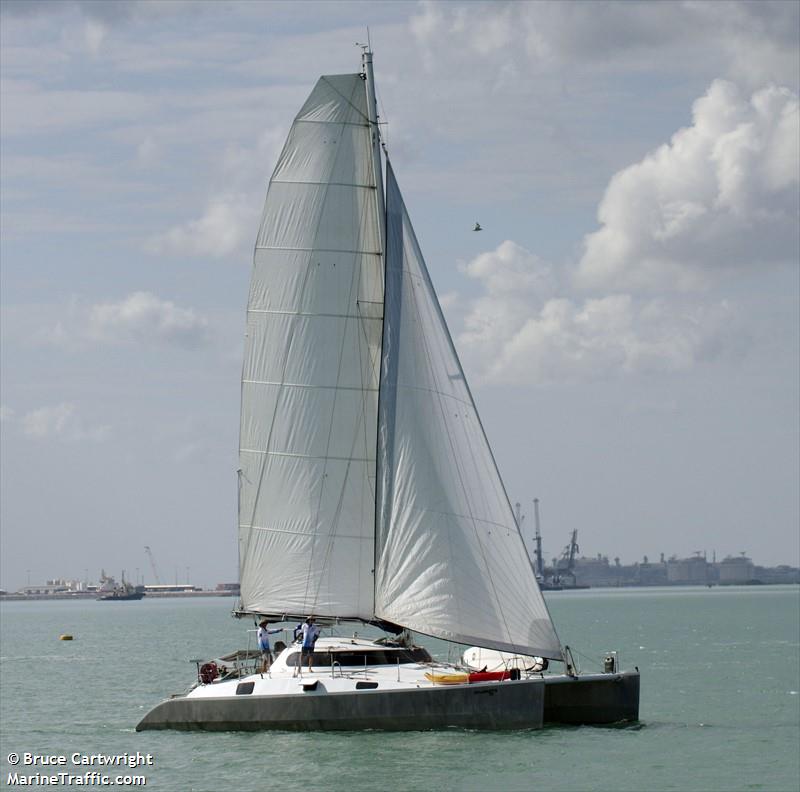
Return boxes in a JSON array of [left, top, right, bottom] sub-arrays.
[[424, 671, 469, 685]]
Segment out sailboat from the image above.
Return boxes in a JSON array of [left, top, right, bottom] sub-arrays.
[[137, 50, 638, 732]]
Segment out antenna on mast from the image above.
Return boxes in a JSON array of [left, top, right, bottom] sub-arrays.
[[357, 27, 372, 57]]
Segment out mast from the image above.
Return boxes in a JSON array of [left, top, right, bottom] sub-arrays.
[[362, 49, 386, 258], [365, 47, 389, 625]]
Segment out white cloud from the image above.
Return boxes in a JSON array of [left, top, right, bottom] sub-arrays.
[[21, 402, 109, 442], [0, 79, 153, 138], [409, 1, 799, 89], [576, 80, 799, 292], [84, 18, 107, 54], [146, 193, 257, 259], [0, 405, 15, 423], [457, 240, 733, 385], [87, 291, 209, 348], [136, 134, 161, 165]]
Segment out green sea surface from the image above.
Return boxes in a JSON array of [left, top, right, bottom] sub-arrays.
[[1, 586, 798, 792]]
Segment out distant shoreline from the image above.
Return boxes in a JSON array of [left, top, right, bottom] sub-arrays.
[[0, 590, 238, 602], [2, 582, 798, 603]]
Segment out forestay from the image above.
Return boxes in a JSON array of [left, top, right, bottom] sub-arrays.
[[375, 163, 562, 659], [238, 74, 383, 619]]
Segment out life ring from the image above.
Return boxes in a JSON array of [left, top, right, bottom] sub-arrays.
[[199, 662, 218, 684]]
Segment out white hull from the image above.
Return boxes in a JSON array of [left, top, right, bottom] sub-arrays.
[[137, 636, 546, 731]]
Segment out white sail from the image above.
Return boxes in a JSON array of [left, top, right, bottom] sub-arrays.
[[375, 163, 562, 659], [238, 74, 383, 619]]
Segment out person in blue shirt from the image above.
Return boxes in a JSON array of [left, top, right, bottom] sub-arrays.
[[257, 619, 282, 673], [298, 616, 320, 674]]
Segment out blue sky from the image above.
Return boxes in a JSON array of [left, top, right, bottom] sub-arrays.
[[1, 0, 798, 590]]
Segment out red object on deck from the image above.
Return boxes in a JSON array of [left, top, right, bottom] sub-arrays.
[[468, 670, 511, 683]]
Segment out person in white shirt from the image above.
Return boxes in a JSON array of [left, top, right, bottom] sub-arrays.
[[299, 616, 320, 673], [257, 619, 282, 673]]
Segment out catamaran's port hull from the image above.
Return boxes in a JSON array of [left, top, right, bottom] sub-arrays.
[[136, 679, 545, 732], [544, 670, 640, 724]]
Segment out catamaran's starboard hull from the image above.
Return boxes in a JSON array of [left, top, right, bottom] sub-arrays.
[[543, 670, 640, 724], [136, 679, 545, 732]]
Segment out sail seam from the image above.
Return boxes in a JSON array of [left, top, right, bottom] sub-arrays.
[[255, 246, 381, 255], [397, 384, 473, 410], [246, 310, 381, 320], [240, 525, 368, 540], [390, 505, 513, 533], [240, 449, 374, 462], [242, 379, 378, 392], [295, 119, 368, 128], [271, 180, 376, 189]]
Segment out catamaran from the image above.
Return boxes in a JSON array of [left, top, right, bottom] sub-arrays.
[[137, 50, 638, 732]]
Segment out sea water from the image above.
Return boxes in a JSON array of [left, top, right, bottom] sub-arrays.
[[1, 586, 798, 792]]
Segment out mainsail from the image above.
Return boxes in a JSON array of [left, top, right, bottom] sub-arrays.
[[238, 73, 383, 619], [238, 63, 561, 659]]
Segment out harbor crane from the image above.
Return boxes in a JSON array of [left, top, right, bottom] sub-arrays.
[[144, 545, 162, 585], [554, 529, 580, 586]]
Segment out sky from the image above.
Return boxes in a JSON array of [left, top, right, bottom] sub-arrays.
[[1, 0, 798, 592]]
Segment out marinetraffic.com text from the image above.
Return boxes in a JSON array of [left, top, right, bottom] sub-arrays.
[[6, 752, 153, 787]]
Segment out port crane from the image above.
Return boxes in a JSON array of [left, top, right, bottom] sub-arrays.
[[554, 529, 580, 586], [144, 546, 162, 585]]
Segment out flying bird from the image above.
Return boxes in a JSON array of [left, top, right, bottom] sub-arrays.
[[473, 222, 482, 231]]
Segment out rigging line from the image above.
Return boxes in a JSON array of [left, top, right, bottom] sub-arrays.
[[571, 646, 604, 670], [305, 153, 379, 614], [301, 75, 371, 613], [377, 89, 389, 150], [398, 191, 521, 656], [242, 82, 360, 585]]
